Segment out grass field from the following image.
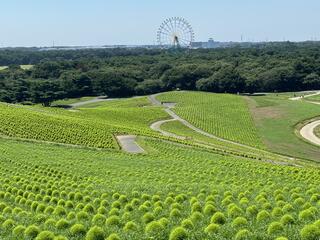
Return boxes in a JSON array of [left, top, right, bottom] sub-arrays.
[[247, 94, 320, 161], [0, 92, 319, 239], [157, 91, 264, 148], [0, 97, 168, 149], [0, 137, 319, 240]]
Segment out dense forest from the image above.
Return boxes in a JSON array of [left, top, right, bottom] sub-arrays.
[[1, 42, 320, 106]]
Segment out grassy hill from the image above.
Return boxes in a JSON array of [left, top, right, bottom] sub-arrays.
[[157, 91, 264, 148], [0, 91, 319, 239], [0, 138, 319, 240], [246, 93, 320, 161]]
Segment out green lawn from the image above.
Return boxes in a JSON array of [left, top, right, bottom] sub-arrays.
[[247, 95, 320, 161], [157, 91, 264, 148]]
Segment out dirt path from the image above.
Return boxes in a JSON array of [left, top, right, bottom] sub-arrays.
[[289, 91, 320, 101], [69, 97, 114, 108], [300, 120, 320, 146], [116, 135, 145, 153]]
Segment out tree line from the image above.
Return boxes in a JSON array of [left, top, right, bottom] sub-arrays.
[[1, 42, 320, 106]]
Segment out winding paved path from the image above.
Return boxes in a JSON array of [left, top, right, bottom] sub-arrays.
[[300, 120, 320, 146], [149, 94, 265, 150], [289, 91, 320, 100], [288, 90, 320, 147]]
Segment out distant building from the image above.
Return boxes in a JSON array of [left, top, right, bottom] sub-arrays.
[[191, 38, 218, 49]]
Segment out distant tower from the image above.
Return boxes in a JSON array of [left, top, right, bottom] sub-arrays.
[[207, 38, 215, 48]]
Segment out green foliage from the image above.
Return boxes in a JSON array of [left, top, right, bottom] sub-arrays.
[[85, 226, 105, 240], [234, 229, 251, 240], [211, 212, 226, 224], [145, 221, 165, 236], [267, 221, 283, 235], [35, 231, 55, 240], [300, 224, 320, 240], [70, 223, 86, 236], [157, 91, 263, 147], [204, 223, 220, 235], [169, 226, 188, 240]]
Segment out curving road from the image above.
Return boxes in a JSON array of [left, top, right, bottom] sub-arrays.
[[149, 94, 267, 150], [289, 91, 320, 147], [300, 120, 320, 147]]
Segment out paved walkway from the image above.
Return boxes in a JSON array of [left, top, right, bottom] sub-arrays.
[[300, 120, 320, 146], [289, 91, 320, 100], [116, 135, 145, 153], [288, 91, 320, 147]]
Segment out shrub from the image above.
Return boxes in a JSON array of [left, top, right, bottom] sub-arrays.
[[204, 223, 219, 235], [106, 216, 121, 226], [170, 208, 182, 218], [56, 219, 69, 229], [53, 206, 66, 216], [271, 207, 283, 217], [203, 204, 216, 215], [190, 212, 204, 223], [234, 229, 251, 240], [299, 209, 315, 221], [256, 210, 270, 222], [85, 226, 105, 240], [35, 231, 55, 240], [44, 218, 56, 228], [77, 211, 89, 221], [232, 217, 248, 228], [211, 212, 226, 224], [159, 217, 169, 227], [142, 212, 155, 224], [280, 214, 295, 225], [275, 237, 288, 240], [300, 224, 320, 240], [2, 219, 15, 230], [12, 225, 26, 236], [246, 205, 258, 216], [24, 225, 40, 238], [92, 214, 106, 226], [145, 221, 164, 236], [124, 221, 138, 232], [70, 223, 86, 236], [181, 219, 194, 230], [267, 221, 283, 235], [107, 233, 120, 240], [169, 226, 188, 240], [228, 205, 243, 218]]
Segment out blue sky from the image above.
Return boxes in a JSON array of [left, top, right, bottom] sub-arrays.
[[1, 0, 320, 47]]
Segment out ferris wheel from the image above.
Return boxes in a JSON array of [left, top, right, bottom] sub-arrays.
[[157, 17, 195, 48]]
